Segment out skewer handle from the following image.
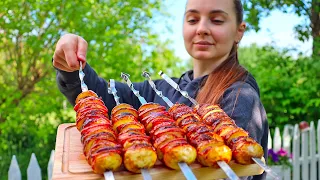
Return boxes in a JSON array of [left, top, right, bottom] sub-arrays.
[[142, 71, 174, 107], [79, 61, 88, 92], [121, 72, 147, 105], [104, 171, 115, 180], [158, 71, 198, 106], [108, 79, 120, 105]]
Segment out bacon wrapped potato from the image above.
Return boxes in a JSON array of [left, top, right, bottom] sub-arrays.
[[74, 90, 122, 174], [194, 104, 264, 164], [139, 103, 197, 170], [111, 103, 157, 173], [169, 103, 232, 168]]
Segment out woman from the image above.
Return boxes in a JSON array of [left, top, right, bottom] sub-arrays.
[[53, 0, 268, 179]]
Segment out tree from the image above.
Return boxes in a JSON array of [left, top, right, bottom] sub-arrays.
[[239, 45, 320, 130], [243, 0, 320, 57], [0, 0, 182, 122], [0, 0, 183, 178]]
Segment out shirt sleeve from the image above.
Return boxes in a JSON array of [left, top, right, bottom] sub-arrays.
[[219, 81, 267, 145]]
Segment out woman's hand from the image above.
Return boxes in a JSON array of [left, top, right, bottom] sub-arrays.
[[53, 34, 88, 72]]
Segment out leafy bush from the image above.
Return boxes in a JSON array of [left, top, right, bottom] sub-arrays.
[[239, 45, 320, 131]]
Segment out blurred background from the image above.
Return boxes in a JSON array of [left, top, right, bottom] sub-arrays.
[[0, 0, 319, 179]]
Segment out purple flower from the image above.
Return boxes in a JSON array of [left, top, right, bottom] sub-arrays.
[[277, 148, 288, 157], [268, 149, 279, 162], [268, 149, 275, 156]]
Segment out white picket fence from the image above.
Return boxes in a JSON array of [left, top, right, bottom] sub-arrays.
[[8, 150, 55, 180], [7, 120, 320, 180], [267, 120, 320, 180]]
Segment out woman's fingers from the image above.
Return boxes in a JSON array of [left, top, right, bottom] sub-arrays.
[[53, 59, 74, 72], [54, 52, 79, 71], [53, 34, 88, 72], [77, 36, 88, 62], [76, 36, 88, 69], [62, 42, 79, 69]]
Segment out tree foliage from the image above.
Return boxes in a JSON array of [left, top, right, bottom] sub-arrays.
[[0, 0, 182, 179], [243, 0, 320, 56], [239, 45, 320, 130]]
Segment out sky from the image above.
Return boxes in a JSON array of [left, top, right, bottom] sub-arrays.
[[156, 1, 313, 60]]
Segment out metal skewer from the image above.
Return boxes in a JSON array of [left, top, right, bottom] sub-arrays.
[[78, 61, 115, 180], [120, 73, 147, 104], [108, 79, 121, 106], [103, 171, 115, 180], [141, 169, 153, 180], [158, 71, 198, 106], [158, 70, 279, 179], [79, 61, 88, 92], [143, 71, 240, 180], [141, 72, 173, 107], [120, 72, 197, 180], [178, 162, 198, 180], [252, 158, 279, 180], [107, 78, 152, 180]]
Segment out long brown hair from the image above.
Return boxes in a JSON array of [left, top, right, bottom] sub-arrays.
[[196, 0, 248, 105]]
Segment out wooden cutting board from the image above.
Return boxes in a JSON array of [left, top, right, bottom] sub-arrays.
[[52, 123, 265, 180]]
